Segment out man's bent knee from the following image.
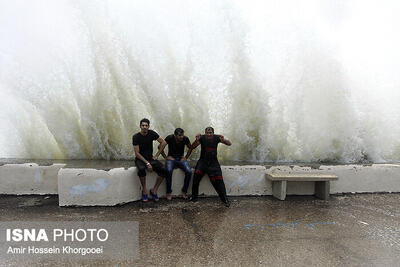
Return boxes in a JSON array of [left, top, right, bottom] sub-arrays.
[[138, 170, 146, 177], [165, 161, 174, 173]]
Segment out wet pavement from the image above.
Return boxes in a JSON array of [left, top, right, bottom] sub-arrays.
[[0, 193, 399, 266]]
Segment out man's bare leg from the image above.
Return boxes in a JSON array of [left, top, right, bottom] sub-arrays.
[[151, 176, 164, 194], [139, 176, 147, 195]]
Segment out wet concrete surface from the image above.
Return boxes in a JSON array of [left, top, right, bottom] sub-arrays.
[[0, 158, 389, 170], [0, 193, 399, 266]]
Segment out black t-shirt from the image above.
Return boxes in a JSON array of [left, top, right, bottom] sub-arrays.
[[132, 130, 159, 161], [199, 135, 221, 160], [165, 134, 190, 158]]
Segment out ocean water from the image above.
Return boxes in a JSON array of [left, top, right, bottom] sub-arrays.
[[0, 0, 399, 163]]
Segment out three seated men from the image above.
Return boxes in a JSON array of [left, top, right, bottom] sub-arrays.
[[132, 118, 232, 206]]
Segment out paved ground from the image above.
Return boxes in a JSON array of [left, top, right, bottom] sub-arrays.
[[0, 193, 399, 266]]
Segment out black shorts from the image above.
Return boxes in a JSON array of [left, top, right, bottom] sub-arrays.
[[194, 159, 222, 178], [135, 158, 166, 178]]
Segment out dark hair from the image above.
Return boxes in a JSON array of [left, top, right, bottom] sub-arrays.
[[174, 128, 184, 135], [205, 126, 214, 133], [140, 118, 150, 126]]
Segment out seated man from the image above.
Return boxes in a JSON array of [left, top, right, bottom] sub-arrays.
[[189, 127, 232, 207], [161, 128, 193, 200], [132, 118, 167, 202]]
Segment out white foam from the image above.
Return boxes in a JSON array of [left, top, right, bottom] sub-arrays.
[[0, 0, 399, 162]]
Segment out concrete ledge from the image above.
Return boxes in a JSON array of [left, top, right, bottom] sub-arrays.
[[222, 166, 270, 196], [320, 164, 400, 193], [2, 162, 400, 206], [0, 163, 66, 195], [58, 166, 268, 206], [58, 168, 141, 206]]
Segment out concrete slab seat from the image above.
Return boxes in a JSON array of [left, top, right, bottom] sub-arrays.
[[58, 166, 268, 206], [266, 172, 338, 200], [0, 163, 66, 195]]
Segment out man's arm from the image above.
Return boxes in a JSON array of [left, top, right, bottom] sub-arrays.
[[134, 145, 153, 171], [183, 141, 193, 160], [154, 137, 167, 160], [218, 135, 232, 146], [190, 134, 201, 150], [158, 144, 167, 159]]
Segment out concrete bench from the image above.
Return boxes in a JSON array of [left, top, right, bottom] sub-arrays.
[[266, 172, 338, 200]]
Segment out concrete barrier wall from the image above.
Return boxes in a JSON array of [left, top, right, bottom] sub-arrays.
[[0, 163, 66, 195], [58, 166, 268, 206], [222, 166, 271, 196], [1, 163, 400, 206], [58, 168, 141, 206], [321, 164, 400, 193]]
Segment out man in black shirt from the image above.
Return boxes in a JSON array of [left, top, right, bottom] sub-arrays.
[[189, 126, 232, 207], [132, 118, 167, 202], [161, 128, 193, 200]]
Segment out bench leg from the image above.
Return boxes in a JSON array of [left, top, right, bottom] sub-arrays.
[[315, 181, 330, 200], [272, 181, 287, 200]]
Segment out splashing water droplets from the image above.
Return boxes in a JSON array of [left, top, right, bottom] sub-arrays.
[[0, 0, 399, 162]]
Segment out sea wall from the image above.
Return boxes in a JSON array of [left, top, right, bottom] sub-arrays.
[[0, 163, 65, 194], [1, 163, 399, 206]]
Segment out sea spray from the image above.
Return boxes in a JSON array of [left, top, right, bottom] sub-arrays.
[[0, 0, 399, 162]]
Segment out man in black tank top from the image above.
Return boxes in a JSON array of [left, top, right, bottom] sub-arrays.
[[189, 126, 232, 207]]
